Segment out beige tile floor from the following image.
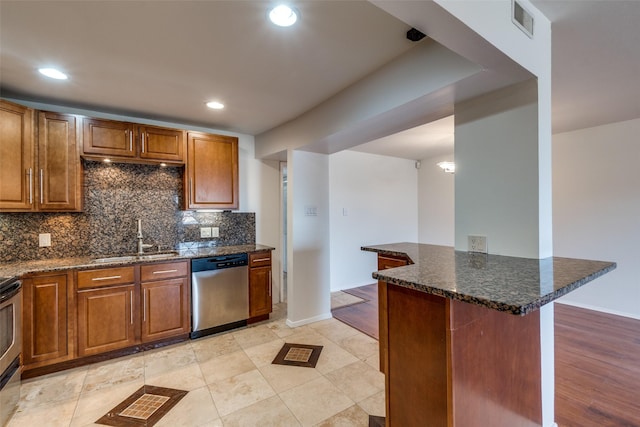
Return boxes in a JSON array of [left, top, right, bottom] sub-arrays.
[[8, 303, 385, 427]]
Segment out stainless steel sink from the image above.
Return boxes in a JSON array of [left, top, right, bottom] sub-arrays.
[[137, 252, 180, 260], [92, 251, 180, 263], [92, 255, 137, 263]]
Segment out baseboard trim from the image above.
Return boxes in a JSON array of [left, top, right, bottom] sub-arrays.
[[555, 300, 640, 320], [286, 312, 332, 328]]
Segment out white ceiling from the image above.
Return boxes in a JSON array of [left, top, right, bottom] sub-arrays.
[[351, 115, 454, 160], [0, 1, 414, 135], [2, 1, 639, 161]]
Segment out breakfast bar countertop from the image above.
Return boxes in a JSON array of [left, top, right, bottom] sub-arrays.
[[0, 243, 275, 279], [362, 242, 616, 315]]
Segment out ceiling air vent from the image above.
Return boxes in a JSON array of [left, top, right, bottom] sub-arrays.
[[512, 0, 534, 38]]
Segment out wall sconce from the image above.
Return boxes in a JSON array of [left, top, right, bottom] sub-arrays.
[[437, 161, 455, 173]]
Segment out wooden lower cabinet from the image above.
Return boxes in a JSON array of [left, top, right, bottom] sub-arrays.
[[22, 272, 74, 369], [248, 252, 272, 319], [77, 261, 190, 357], [141, 278, 190, 342], [376, 254, 408, 375], [382, 284, 542, 427], [77, 284, 137, 357]]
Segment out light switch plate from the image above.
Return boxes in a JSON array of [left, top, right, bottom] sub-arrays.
[[39, 233, 52, 247], [211, 227, 219, 237], [468, 235, 487, 253], [200, 227, 212, 238]]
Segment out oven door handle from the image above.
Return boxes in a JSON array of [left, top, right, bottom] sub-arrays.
[[0, 281, 22, 302]]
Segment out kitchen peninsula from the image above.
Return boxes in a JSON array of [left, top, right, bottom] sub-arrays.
[[362, 243, 615, 427]]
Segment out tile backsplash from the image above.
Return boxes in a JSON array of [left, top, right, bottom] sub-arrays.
[[0, 161, 255, 263]]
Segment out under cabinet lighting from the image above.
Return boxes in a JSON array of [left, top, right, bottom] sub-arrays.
[[269, 4, 298, 27], [160, 163, 167, 167], [103, 158, 112, 163], [38, 67, 68, 80]]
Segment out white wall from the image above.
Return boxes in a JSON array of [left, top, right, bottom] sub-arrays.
[[553, 118, 640, 319], [242, 143, 281, 303], [287, 150, 331, 326], [455, 79, 541, 258], [418, 153, 455, 246], [329, 151, 418, 292]]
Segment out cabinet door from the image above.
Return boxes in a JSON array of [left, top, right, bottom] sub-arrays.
[[77, 284, 137, 357], [0, 100, 34, 211], [141, 278, 190, 342], [22, 273, 71, 368], [83, 117, 135, 158], [186, 132, 239, 209], [249, 266, 272, 318], [139, 126, 185, 163], [37, 111, 82, 211]]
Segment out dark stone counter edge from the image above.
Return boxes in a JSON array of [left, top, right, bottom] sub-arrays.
[[372, 264, 616, 315], [0, 244, 275, 279], [363, 246, 617, 316]]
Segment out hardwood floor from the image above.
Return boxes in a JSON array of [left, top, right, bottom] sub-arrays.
[[555, 303, 640, 427], [332, 283, 640, 427], [332, 284, 379, 339]]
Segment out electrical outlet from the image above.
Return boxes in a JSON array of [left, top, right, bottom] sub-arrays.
[[39, 233, 52, 247], [211, 227, 219, 237], [468, 235, 487, 253], [200, 227, 212, 238]]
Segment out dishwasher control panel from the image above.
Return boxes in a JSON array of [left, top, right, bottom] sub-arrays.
[[191, 253, 248, 272]]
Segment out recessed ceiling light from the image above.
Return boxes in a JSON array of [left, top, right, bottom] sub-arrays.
[[206, 101, 225, 110], [269, 4, 298, 27], [38, 68, 68, 80]]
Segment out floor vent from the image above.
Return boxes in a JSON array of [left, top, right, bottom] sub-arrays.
[[512, 0, 534, 38]]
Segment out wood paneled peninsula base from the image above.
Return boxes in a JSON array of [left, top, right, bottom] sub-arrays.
[[362, 243, 615, 427]]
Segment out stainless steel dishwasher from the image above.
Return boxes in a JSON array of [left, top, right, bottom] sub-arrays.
[[190, 254, 249, 338]]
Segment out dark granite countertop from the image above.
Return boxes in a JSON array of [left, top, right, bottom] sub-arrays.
[[0, 244, 274, 279], [362, 242, 616, 315]]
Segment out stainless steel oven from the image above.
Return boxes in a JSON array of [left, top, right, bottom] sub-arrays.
[[0, 276, 21, 426]]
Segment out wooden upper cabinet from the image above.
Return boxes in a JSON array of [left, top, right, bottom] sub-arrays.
[[37, 111, 82, 211], [83, 117, 136, 158], [0, 102, 81, 212], [138, 125, 185, 162], [186, 132, 239, 210], [82, 118, 186, 164], [0, 100, 34, 211]]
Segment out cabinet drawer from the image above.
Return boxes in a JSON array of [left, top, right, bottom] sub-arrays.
[[141, 261, 188, 282], [249, 252, 271, 268], [77, 267, 135, 289]]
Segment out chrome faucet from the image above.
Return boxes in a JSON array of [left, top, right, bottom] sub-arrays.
[[136, 219, 153, 255]]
